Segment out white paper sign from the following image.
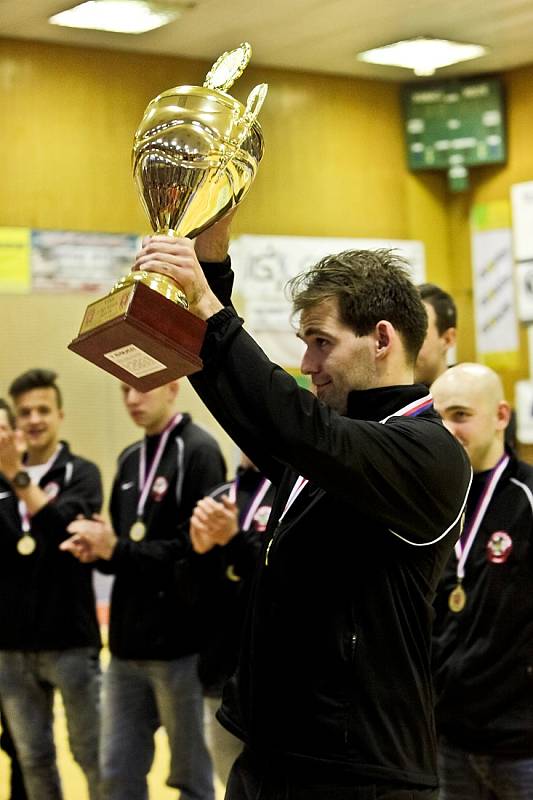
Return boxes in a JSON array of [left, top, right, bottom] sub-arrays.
[[31, 230, 140, 292], [230, 234, 425, 333], [470, 228, 518, 355], [515, 379, 533, 444], [511, 182, 533, 262], [515, 260, 533, 322]]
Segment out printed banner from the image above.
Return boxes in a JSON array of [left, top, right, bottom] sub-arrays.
[[31, 230, 140, 292]]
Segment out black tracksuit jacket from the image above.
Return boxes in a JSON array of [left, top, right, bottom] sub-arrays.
[[0, 442, 102, 650], [98, 413, 226, 660], [198, 466, 276, 696], [433, 452, 533, 757], [188, 260, 472, 788]]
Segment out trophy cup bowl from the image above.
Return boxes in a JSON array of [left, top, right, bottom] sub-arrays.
[[69, 43, 267, 391]]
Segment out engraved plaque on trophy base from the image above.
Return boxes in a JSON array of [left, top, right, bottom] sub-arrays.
[[68, 282, 207, 391]]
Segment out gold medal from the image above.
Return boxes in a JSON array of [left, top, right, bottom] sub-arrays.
[[17, 535, 36, 556], [448, 583, 466, 613], [129, 520, 146, 541]]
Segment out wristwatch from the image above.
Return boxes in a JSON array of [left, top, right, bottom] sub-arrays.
[[11, 470, 31, 489]]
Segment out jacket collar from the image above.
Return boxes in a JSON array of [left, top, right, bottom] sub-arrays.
[[346, 383, 431, 422], [23, 440, 72, 470], [143, 412, 191, 443]]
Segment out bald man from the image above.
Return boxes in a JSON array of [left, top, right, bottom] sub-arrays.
[[431, 363, 533, 799]]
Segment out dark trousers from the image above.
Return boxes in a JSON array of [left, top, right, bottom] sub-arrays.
[[1, 709, 28, 800], [225, 748, 438, 800]]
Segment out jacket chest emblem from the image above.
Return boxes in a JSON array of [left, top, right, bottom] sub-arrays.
[[252, 504, 272, 533], [43, 481, 60, 500], [151, 475, 169, 502], [486, 530, 512, 564]]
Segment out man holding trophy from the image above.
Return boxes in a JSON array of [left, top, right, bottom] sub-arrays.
[[67, 42, 472, 800]]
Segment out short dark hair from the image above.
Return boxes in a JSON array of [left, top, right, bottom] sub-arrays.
[[0, 399, 15, 429], [418, 283, 457, 335], [288, 249, 428, 364], [9, 369, 63, 409]]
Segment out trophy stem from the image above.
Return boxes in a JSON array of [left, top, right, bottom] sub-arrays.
[[110, 268, 189, 309]]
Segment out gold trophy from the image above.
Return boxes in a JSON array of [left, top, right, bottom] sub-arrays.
[[69, 43, 267, 390]]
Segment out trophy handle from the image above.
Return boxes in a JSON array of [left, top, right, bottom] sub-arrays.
[[243, 83, 269, 127], [203, 42, 252, 92]]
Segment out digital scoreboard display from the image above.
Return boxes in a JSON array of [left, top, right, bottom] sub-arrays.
[[402, 77, 506, 173]]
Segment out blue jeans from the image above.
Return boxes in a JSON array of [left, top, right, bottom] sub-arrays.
[[101, 654, 214, 800], [0, 648, 101, 800], [438, 739, 533, 799]]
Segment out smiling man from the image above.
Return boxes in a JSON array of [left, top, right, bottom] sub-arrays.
[[0, 369, 102, 800], [431, 363, 533, 799], [130, 231, 472, 800]]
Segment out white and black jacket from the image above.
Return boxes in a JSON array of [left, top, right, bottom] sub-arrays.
[[0, 442, 102, 650], [187, 260, 472, 790], [433, 452, 533, 757], [100, 413, 226, 660]]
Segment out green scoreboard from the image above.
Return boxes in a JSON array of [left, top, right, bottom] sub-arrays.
[[402, 77, 506, 189]]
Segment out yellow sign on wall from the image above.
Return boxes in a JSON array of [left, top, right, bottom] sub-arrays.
[[0, 227, 31, 293]]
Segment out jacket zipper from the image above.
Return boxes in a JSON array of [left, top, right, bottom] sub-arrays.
[[265, 532, 275, 565], [344, 631, 359, 744]]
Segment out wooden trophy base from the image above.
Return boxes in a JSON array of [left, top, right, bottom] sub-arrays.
[[68, 281, 207, 391]]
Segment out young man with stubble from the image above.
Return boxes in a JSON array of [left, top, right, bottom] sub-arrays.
[[0, 369, 102, 800]]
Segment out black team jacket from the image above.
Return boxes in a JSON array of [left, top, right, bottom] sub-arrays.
[[98, 413, 226, 660], [0, 442, 102, 650], [433, 451, 533, 757], [198, 465, 276, 696], [188, 259, 472, 789]]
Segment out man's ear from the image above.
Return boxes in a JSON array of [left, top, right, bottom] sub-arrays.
[[375, 321, 393, 358], [496, 400, 511, 431], [442, 327, 457, 351]]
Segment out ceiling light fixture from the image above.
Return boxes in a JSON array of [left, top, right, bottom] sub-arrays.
[[357, 36, 488, 77], [49, 0, 184, 35]]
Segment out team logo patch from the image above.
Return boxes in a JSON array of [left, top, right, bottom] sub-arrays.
[[151, 476, 168, 502], [253, 505, 272, 532], [43, 481, 60, 500], [486, 531, 513, 564]]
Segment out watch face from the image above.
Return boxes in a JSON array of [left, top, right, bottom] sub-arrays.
[[13, 471, 31, 488]]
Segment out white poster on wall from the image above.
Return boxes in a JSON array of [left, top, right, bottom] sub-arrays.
[[470, 227, 518, 356], [511, 181, 533, 262], [515, 260, 533, 322], [515, 379, 533, 444], [31, 230, 141, 292], [230, 234, 425, 327], [229, 234, 426, 367]]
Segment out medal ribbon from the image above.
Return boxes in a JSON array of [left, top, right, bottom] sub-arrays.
[[280, 393, 434, 520], [241, 478, 272, 531], [454, 452, 509, 581], [18, 445, 63, 533], [136, 413, 182, 520]]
